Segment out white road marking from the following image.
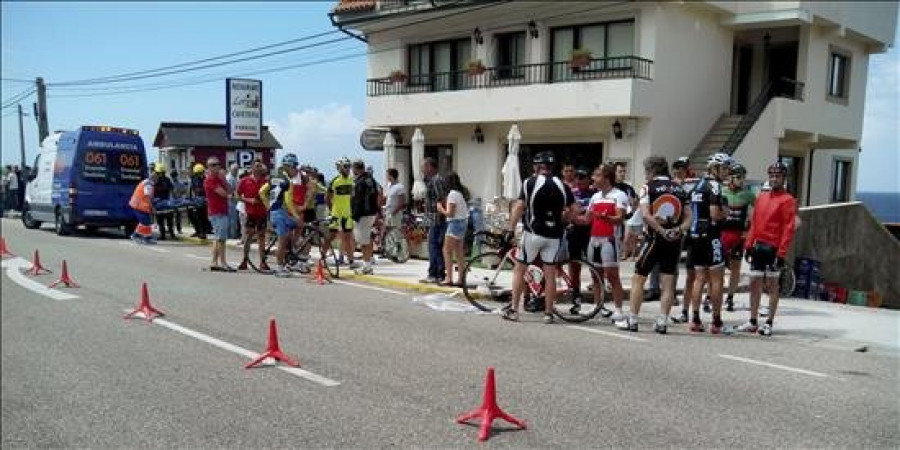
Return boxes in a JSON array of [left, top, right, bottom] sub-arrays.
[[124, 310, 340, 387], [568, 325, 648, 342], [117, 241, 169, 253], [719, 354, 829, 378], [332, 279, 409, 296], [184, 254, 208, 260], [1, 257, 79, 301]]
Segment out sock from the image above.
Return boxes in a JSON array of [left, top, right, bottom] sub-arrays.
[[681, 308, 688, 315], [713, 315, 723, 327], [766, 319, 773, 326], [750, 318, 758, 326], [726, 294, 734, 301]]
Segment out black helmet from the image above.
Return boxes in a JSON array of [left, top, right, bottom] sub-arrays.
[[532, 151, 555, 165], [730, 163, 747, 176], [672, 156, 690, 169], [767, 161, 788, 175]]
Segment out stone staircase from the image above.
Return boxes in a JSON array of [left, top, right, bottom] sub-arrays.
[[688, 114, 743, 174]]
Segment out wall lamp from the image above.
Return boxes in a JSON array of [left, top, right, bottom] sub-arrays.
[[528, 21, 539, 39], [612, 120, 623, 140], [473, 27, 483, 45], [472, 125, 485, 143]]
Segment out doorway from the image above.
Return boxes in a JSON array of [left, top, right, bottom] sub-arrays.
[[732, 44, 753, 114]]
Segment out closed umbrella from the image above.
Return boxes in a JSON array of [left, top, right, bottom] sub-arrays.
[[502, 124, 522, 199], [411, 128, 427, 201], [382, 131, 396, 175]]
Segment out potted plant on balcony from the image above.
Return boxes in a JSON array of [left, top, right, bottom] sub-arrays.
[[388, 70, 408, 84], [466, 59, 486, 76], [569, 49, 593, 69]]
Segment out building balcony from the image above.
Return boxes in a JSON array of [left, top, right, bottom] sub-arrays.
[[367, 56, 652, 97]]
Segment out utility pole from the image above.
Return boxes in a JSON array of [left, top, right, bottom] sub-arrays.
[[17, 104, 27, 169], [35, 77, 49, 143]]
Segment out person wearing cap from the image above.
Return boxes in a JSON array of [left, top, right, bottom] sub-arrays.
[[260, 154, 304, 276], [566, 166, 596, 306], [351, 159, 381, 274], [128, 168, 160, 244], [151, 164, 176, 240], [188, 163, 211, 239], [503, 151, 577, 324], [204, 157, 235, 272]]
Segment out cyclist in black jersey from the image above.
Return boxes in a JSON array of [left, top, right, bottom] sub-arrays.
[[617, 156, 691, 333], [686, 153, 733, 334]]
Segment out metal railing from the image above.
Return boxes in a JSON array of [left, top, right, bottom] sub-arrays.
[[721, 77, 805, 155], [367, 56, 653, 96]]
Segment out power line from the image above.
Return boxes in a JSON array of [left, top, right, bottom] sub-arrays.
[[49, 30, 343, 86], [1, 77, 34, 83], [1, 87, 35, 109]]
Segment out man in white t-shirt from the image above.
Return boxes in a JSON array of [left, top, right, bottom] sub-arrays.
[[586, 163, 629, 320], [383, 168, 406, 229]]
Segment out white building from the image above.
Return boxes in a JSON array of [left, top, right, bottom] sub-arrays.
[[331, 0, 897, 206]]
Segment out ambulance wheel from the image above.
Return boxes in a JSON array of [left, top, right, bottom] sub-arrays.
[[55, 210, 72, 236], [21, 203, 42, 229]]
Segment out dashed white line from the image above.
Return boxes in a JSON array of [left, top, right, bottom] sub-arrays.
[[567, 325, 648, 342], [184, 254, 208, 260], [719, 354, 829, 378], [124, 310, 340, 387], [117, 241, 169, 253]]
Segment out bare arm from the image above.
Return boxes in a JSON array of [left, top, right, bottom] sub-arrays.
[[507, 199, 524, 231]]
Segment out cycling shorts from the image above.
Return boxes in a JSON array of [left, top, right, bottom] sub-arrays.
[[687, 234, 725, 269], [749, 242, 781, 278], [635, 234, 681, 276], [245, 215, 268, 234], [329, 215, 354, 232], [517, 231, 567, 265], [721, 230, 744, 260], [567, 226, 590, 260], [587, 236, 620, 268]]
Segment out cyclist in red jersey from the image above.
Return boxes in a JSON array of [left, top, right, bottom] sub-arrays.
[[738, 162, 797, 336]]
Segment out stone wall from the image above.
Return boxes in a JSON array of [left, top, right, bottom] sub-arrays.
[[790, 202, 900, 309]]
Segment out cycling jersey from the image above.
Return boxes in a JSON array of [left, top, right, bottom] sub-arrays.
[[519, 174, 575, 239], [745, 189, 797, 258], [639, 176, 689, 238], [722, 186, 756, 231], [329, 174, 354, 218], [688, 176, 724, 238], [259, 176, 299, 217]]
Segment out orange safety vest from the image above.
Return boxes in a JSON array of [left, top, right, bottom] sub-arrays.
[[129, 180, 153, 213]]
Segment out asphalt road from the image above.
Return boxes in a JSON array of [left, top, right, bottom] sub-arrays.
[[2, 217, 898, 448]]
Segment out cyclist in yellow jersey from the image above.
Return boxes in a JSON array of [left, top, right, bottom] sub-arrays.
[[328, 157, 357, 266]]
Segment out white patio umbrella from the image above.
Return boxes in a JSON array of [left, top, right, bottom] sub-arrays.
[[382, 131, 396, 176], [502, 124, 522, 199], [411, 128, 427, 200]]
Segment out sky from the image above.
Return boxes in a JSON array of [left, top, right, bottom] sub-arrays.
[[1, 1, 898, 192]]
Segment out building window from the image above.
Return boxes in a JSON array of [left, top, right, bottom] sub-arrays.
[[407, 39, 471, 90], [495, 32, 526, 79], [827, 50, 850, 100], [551, 19, 634, 74], [831, 159, 852, 202], [778, 155, 802, 199]]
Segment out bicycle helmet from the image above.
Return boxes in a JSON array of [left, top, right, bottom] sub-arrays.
[[707, 152, 734, 168], [532, 151, 555, 165], [730, 163, 747, 177], [281, 153, 299, 168], [192, 163, 205, 174], [335, 156, 351, 169], [767, 161, 788, 175], [672, 156, 690, 169]]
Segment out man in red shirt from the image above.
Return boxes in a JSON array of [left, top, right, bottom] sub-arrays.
[[237, 160, 269, 271], [739, 162, 797, 336], [204, 157, 234, 272]]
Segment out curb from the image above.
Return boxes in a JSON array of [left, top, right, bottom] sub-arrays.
[[342, 273, 461, 295]]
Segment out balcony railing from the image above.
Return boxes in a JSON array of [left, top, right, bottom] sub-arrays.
[[367, 56, 653, 97]]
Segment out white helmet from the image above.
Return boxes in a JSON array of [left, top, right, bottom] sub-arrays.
[[707, 152, 734, 168]]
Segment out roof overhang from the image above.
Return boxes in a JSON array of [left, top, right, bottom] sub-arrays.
[[720, 9, 812, 29]]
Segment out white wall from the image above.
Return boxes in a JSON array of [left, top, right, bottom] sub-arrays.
[[733, 98, 780, 184], [808, 148, 858, 205], [802, 1, 898, 47], [638, 3, 732, 165]]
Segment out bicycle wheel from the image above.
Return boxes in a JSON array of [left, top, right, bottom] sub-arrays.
[[314, 231, 340, 278], [461, 251, 516, 312], [552, 260, 607, 323], [384, 228, 410, 263], [778, 265, 795, 297]]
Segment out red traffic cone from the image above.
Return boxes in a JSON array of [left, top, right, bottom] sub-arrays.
[[26, 249, 52, 276], [456, 367, 526, 441], [48, 260, 80, 288], [245, 317, 300, 368], [124, 282, 165, 322], [0, 237, 14, 258], [314, 260, 331, 285]]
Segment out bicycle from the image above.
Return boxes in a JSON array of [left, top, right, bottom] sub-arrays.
[[460, 231, 609, 323], [245, 217, 340, 278], [778, 261, 795, 297]]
